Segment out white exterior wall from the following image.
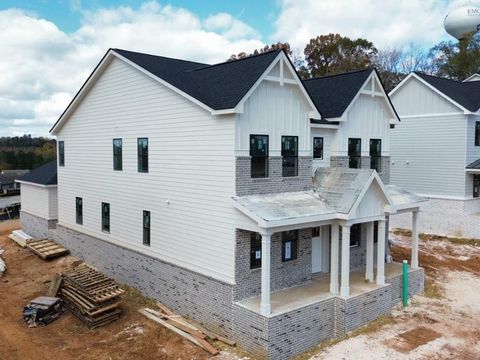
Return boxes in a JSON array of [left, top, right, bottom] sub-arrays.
[[20, 183, 58, 220], [55, 57, 237, 283], [311, 128, 335, 170]]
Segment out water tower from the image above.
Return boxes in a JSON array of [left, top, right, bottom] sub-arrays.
[[444, 4, 480, 40]]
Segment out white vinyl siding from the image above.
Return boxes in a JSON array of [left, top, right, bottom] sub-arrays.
[[56, 58, 236, 283], [20, 184, 58, 220]]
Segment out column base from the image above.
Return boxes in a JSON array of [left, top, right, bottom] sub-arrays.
[[329, 283, 339, 295], [365, 272, 374, 283], [340, 286, 350, 299], [376, 276, 385, 286], [260, 303, 271, 316]]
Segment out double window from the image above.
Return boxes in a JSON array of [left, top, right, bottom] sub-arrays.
[[475, 122, 480, 146], [348, 138, 361, 169], [101, 202, 110, 233], [137, 138, 149, 173], [113, 139, 122, 171], [250, 135, 269, 178], [58, 141, 65, 167], [75, 197, 83, 225], [474, 175, 480, 198], [370, 139, 382, 173], [250, 233, 262, 269], [143, 210, 151, 246], [313, 137, 324, 159], [282, 136, 298, 177], [282, 230, 298, 262]]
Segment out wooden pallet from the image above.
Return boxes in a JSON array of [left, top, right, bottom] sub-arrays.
[[63, 300, 121, 329], [27, 239, 69, 260]]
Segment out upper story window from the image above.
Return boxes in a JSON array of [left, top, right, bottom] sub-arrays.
[[348, 138, 361, 169], [250, 135, 269, 178], [101, 202, 110, 233], [250, 232, 262, 269], [143, 210, 151, 246], [313, 137, 324, 159], [113, 139, 122, 171], [58, 141, 65, 167], [76, 197, 83, 225], [370, 139, 382, 173], [137, 138, 148, 173], [281, 136, 298, 177], [474, 175, 480, 198], [282, 230, 298, 262], [475, 122, 480, 146]]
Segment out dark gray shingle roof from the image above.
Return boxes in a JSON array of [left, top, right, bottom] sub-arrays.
[[17, 161, 57, 185], [467, 159, 480, 169]]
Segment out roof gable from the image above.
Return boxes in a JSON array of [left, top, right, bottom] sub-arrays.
[[464, 73, 480, 82]]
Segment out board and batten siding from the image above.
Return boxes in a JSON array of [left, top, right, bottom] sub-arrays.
[[311, 128, 335, 170], [20, 183, 58, 220], [56, 57, 237, 283]]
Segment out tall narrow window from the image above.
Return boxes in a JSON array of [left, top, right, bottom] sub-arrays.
[[313, 137, 324, 159], [250, 232, 262, 269], [282, 230, 298, 262], [101, 202, 110, 233], [370, 139, 382, 172], [374, 221, 379, 243], [348, 138, 361, 169], [137, 138, 148, 173], [113, 138, 122, 171], [350, 223, 361, 247], [250, 135, 269, 178], [282, 136, 298, 177], [75, 197, 83, 225], [474, 175, 480, 198], [58, 141, 65, 167], [476, 122, 480, 146], [143, 210, 151, 246]]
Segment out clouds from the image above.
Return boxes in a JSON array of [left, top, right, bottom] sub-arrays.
[[0, 2, 264, 136]]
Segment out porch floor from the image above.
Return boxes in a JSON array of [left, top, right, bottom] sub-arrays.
[[238, 262, 405, 315]]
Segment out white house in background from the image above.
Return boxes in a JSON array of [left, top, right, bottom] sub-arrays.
[[389, 72, 480, 238], [20, 48, 425, 359]]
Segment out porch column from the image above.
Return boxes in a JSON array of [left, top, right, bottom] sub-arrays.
[[411, 210, 419, 269], [330, 224, 339, 295], [260, 233, 271, 316], [376, 219, 386, 285], [365, 222, 375, 282], [340, 225, 350, 298]]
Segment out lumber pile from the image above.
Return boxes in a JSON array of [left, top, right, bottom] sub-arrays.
[[140, 302, 236, 356], [27, 239, 69, 260], [58, 263, 125, 329], [9, 230, 32, 248]]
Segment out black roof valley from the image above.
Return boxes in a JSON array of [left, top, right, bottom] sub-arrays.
[[17, 161, 57, 186]]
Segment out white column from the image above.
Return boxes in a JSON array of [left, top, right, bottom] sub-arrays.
[[330, 224, 339, 295], [412, 210, 419, 269], [340, 225, 351, 298], [260, 233, 271, 316], [365, 222, 374, 282], [376, 220, 386, 285]]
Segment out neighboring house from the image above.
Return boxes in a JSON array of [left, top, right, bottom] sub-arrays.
[[20, 49, 425, 359], [389, 72, 480, 238], [0, 169, 28, 195]]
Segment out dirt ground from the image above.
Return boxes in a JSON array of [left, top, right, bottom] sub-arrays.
[[1, 219, 480, 360]]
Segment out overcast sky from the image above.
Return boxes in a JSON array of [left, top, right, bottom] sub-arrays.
[[0, 0, 473, 137]]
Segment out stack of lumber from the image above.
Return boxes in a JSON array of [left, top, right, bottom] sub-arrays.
[[26, 239, 69, 260], [59, 263, 125, 329], [140, 302, 236, 356], [8, 230, 32, 248]]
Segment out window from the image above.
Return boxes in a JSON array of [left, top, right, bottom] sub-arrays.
[[250, 233, 262, 269], [312, 227, 320, 237], [370, 139, 382, 173], [348, 138, 361, 169], [313, 137, 324, 159], [281, 136, 298, 177], [113, 138, 122, 171], [101, 202, 110, 233], [250, 135, 269, 178], [58, 141, 65, 167], [137, 138, 148, 173], [75, 197, 83, 225], [282, 230, 298, 262], [350, 224, 361, 247], [476, 122, 480, 146], [373, 221, 379, 243], [143, 210, 151, 246], [474, 175, 480, 198]]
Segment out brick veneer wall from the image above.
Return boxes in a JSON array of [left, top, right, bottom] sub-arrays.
[[20, 210, 57, 239], [329, 156, 390, 184], [235, 156, 312, 196]]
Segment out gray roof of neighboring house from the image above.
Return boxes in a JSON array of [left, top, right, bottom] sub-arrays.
[[0, 170, 29, 184], [466, 159, 480, 169], [385, 185, 427, 210], [16, 161, 57, 185]]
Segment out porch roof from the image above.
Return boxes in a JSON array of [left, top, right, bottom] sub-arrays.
[[385, 184, 427, 211]]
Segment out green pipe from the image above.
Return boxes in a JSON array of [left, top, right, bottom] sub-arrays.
[[402, 259, 409, 307]]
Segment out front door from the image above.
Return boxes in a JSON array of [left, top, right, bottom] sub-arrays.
[[312, 226, 331, 274]]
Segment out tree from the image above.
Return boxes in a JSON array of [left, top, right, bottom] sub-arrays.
[[303, 33, 377, 77], [373, 47, 404, 92], [228, 42, 292, 61]]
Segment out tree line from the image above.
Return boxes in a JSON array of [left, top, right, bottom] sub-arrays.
[[229, 32, 480, 91], [0, 135, 56, 170]]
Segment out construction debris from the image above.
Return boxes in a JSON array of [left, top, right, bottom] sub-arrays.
[[8, 230, 32, 248], [58, 263, 124, 329], [23, 296, 63, 327], [27, 239, 69, 260]]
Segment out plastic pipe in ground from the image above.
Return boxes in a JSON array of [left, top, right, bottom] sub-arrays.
[[402, 259, 409, 307]]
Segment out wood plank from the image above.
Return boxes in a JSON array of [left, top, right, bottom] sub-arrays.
[[47, 275, 63, 297], [188, 319, 236, 346], [143, 308, 206, 339], [156, 302, 175, 316]]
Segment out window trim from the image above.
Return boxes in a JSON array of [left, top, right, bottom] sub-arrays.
[[313, 137, 324, 160], [282, 230, 298, 262], [250, 134, 269, 179], [143, 210, 151, 246], [113, 138, 123, 171], [137, 137, 149, 173], [58, 141, 65, 167], [475, 121, 480, 147], [101, 202, 110, 234], [474, 174, 480, 198], [281, 135, 299, 177], [75, 197, 83, 225], [250, 232, 262, 269], [369, 138, 382, 173]]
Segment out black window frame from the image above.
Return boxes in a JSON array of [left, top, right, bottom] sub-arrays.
[[370, 139, 382, 173], [58, 141, 65, 167], [282, 230, 298, 262], [250, 232, 262, 269], [373, 221, 378, 243], [75, 197, 83, 225], [475, 121, 480, 146], [474, 175, 480, 198], [143, 210, 151, 246], [348, 138, 361, 169], [313, 137, 324, 160], [311, 227, 320, 237], [113, 138, 123, 171], [281, 136, 298, 177], [350, 224, 361, 247], [250, 135, 269, 178], [101, 202, 110, 233], [137, 137, 149, 173]]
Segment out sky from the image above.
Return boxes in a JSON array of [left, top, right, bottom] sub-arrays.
[[0, 0, 473, 137]]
